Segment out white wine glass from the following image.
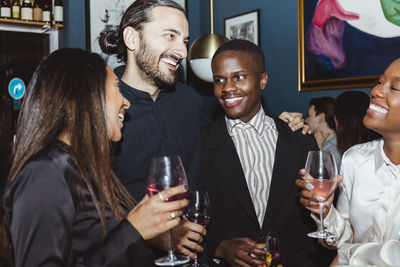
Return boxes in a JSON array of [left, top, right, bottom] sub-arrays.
[[183, 190, 211, 267], [304, 150, 338, 239], [147, 156, 190, 266]]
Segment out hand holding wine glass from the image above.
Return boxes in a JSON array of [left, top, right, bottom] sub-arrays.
[[183, 190, 210, 267], [127, 185, 188, 240], [147, 155, 190, 266], [255, 232, 280, 267], [296, 151, 341, 239]]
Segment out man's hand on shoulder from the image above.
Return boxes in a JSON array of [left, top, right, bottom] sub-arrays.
[[279, 111, 312, 135]]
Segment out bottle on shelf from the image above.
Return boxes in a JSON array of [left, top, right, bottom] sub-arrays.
[[53, 0, 62, 24], [0, 0, 12, 19], [33, 0, 42, 21], [11, 0, 20, 19], [42, 0, 50, 23], [20, 0, 33, 21]]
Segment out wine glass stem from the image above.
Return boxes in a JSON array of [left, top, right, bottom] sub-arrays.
[[193, 257, 199, 266], [167, 229, 176, 260], [319, 202, 325, 235]]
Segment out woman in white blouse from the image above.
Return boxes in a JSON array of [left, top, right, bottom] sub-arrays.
[[296, 58, 400, 267]]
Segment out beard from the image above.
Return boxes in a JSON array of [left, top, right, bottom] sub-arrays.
[[136, 39, 179, 89]]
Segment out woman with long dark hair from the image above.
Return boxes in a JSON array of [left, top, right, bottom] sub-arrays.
[[334, 91, 381, 154], [1, 48, 187, 266]]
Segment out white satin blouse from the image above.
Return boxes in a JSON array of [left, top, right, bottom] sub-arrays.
[[319, 139, 400, 266]]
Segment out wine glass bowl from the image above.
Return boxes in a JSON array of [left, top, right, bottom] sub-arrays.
[[255, 232, 280, 267], [183, 190, 210, 267], [147, 156, 190, 266], [147, 156, 188, 197], [303, 151, 338, 239]]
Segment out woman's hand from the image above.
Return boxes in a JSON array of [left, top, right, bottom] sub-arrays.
[[295, 169, 343, 218], [126, 185, 188, 240], [215, 237, 266, 267], [279, 112, 311, 135]]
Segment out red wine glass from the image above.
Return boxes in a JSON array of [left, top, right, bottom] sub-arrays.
[[147, 156, 189, 266], [183, 190, 210, 267]]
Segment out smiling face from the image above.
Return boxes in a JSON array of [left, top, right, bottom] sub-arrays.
[[135, 6, 189, 88], [363, 58, 400, 137], [105, 66, 131, 142], [212, 50, 267, 123]]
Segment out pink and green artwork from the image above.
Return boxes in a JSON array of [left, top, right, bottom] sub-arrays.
[[298, 0, 400, 91]]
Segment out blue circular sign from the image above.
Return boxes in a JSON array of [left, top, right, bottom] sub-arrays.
[[8, 78, 26, 100]]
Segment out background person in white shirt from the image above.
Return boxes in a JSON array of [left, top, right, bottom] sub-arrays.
[[296, 58, 400, 267]]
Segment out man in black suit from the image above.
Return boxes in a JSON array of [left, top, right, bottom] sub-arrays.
[[199, 39, 319, 267]]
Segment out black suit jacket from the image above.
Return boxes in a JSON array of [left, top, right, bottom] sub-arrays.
[[199, 110, 319, 267]]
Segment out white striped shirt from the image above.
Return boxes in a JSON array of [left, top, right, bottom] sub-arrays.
[[226, 108, 278, 226]]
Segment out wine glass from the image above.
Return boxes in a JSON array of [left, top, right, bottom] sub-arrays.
[[147, 156, 190, 266], [183, 190, 211, 267], [255, 232, 280, 267], [304, 150, 338, 239]]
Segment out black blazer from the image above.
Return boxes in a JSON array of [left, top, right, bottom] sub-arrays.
[[199, 110, 319, 267]]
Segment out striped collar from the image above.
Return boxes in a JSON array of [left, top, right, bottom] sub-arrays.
[[225, 107, 276, 137]]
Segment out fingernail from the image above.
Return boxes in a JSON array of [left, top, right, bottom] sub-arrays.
[[306, 183, 314, 190]]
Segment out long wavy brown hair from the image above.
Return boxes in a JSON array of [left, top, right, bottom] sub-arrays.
[[0, 48, 134, 265], [335, 91, 381, 154]]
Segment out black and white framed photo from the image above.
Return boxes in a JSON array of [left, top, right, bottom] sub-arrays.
[[85, 0, 187, 70], [224, 9, 260, 45]]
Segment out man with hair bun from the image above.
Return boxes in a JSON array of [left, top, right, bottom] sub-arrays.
[[98, 0, 206, 260]]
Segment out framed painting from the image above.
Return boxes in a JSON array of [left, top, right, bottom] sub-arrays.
[[224, 9, 260, 45], [85, 0, 187, 70], [298, 0, 400, 92]]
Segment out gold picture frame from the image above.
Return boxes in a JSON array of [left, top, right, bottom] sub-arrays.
[[297, 0, 400, 92]]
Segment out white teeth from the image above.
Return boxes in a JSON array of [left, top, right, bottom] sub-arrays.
[[162, 58, 177, 66], [224, 97, 243, 103], [118, 113, 124, 122], [369, 104, 388, 114]]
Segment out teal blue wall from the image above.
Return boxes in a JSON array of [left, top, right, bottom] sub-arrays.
[[187, 0, 372, 116], [59, 0, 86, 49], [61, 0, 373, 116]]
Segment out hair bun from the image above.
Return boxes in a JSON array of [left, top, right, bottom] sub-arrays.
[[98, 30, 121, 56]]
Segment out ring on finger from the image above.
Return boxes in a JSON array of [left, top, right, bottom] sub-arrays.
[[158, 193, 164, 202], [170, 212, 176, 219]]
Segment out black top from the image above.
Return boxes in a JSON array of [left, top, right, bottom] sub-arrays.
[[112, 66, 206, 200], [3, 140, 155, 267]]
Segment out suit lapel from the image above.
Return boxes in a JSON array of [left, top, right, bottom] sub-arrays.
[[262, 117, 300, 231], [208, 116, 259, 228]]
